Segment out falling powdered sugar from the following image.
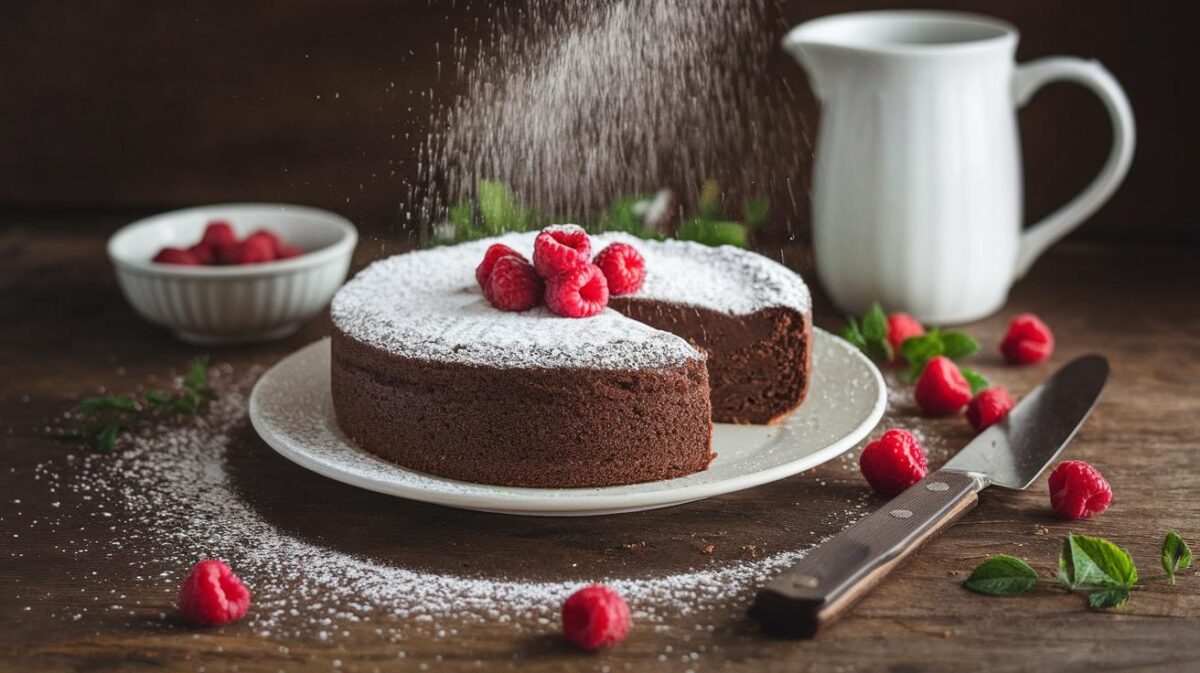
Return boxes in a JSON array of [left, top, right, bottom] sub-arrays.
[[409, 0, 807, 231]]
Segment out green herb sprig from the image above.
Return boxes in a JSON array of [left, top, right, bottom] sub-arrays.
[[675, 180, 765, 248], [840, 302, 989, 392], [70, 357, 215, 452], [964, 532, 1192, 610], [446, 180, 549, 241], [596, 193, 668, 240], [439, 179, 767, 248]]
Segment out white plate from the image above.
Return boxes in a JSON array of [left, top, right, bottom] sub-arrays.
[[248, 328, 885, 516]]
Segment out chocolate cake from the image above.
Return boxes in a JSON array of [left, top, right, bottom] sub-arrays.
[[330, 233, 811, 488]]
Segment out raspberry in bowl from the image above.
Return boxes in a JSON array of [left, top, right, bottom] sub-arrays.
[[108, 203, 357, 344]]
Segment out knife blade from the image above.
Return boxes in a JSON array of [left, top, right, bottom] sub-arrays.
[[942, 354, 1109, 489], [749, 354, 1109, 638]]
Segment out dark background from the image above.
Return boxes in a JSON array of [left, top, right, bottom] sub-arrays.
[[1, 1, 1189, 243]]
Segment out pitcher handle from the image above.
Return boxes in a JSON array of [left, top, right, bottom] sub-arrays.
[[1012, 57, 1135, 278]]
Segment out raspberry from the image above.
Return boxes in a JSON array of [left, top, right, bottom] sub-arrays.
[[1048, 460, 1112, 519], [859, 429, 928, 495], [188, 244, 217, 265], [201, 221, 240, 265], [593, 243, 645, 295], [152, 247, 200, 265], [545, 263, 609, 318], [276, 244, 303, 260], [230, 232, 277, 265], [1001, 313, 1054, 365], [533, 225, 592, 278], [561, 584, 630, 651], [886, 312, 925, 362], [200, 220, 238, 250], [485, 255, 542, 312], [178, 559, 251, 626], [475, 243, 523, 289], [914, 356, 971, 414], [247, 229, 299, 259], [967, 387, 1016, 431]]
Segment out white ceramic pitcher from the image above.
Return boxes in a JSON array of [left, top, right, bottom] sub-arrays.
[[783, 11, 1134, 323]]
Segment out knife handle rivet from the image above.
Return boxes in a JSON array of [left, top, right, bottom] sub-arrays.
[[889, 509, 914, 519], [926, 482, 950, 492], [790, 575, 819, 589]]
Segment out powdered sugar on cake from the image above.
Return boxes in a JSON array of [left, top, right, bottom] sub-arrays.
[[624, 234, 811, 316], [331, 232, 810, 370]]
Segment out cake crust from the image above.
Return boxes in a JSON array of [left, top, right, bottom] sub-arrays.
[[332, 326, 714, 488]]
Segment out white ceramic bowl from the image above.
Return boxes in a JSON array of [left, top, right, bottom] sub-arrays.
[[108, 203, 357, 344]]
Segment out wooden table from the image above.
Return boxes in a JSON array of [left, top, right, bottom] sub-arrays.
[[3, 217, 1198, 672]]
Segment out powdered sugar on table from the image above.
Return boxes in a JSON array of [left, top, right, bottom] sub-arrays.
[[19, 367, 860, 645]]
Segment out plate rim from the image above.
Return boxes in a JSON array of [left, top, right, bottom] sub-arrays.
[[248, 327, 885, 515]]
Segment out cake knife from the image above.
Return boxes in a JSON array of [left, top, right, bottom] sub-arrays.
[[749, 354, 1109, 637]]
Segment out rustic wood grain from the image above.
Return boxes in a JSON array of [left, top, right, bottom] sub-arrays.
[[1, 216, 1199, 672]]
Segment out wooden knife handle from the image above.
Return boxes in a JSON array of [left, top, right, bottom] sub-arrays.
[[749, 469, 981, 638]]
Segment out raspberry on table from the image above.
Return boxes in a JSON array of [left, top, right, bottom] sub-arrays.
[[1048, 460, 1112, 519], [485, 255, 543, 312], [1001, 313, 1054, 365], [859, 428, 928, 495], [475, 243, 524, 289], [545, 263, 609, 318], [967, 387, 1016, 432], [152, 247, 201, 265], [886, 312, 925, 362], [561, 584, 631, 651], [593, 243, 645, 296], [914, 356, 972, 414], [533, 225, 592, 278], [178, 559, 251, 626]]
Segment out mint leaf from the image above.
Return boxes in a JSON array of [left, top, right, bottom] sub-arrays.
[[78, 395, 138, 415], [1162, 532, 1192, 584], [448, 201, 475, 238], [743, 196, 769, 229], [841, 318, 867, 351], [184, 356, 210, 393], [96, 425, 121, 453], [901, 333, 943, 364], [697, 180, 722, 220], [963, 555, 1039, 596], [599, 195, 651, 235], [864, 339, 892, 363], [859, 303, 893, 362], [960, 367, 990, 395], [1060, 534, 1138, 590], [1087, 587, 1131, 610], [677, 218, 748, 248], [477, 180, 527, 234], [941, 331, 980, 360], [861, 303, 887, 342], [901, 332, 945, 381]]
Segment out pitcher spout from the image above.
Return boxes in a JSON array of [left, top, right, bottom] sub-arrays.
[[781, 32, 839, 101]]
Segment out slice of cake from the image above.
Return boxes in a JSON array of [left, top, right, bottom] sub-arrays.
[[330, 232, 810, 488]]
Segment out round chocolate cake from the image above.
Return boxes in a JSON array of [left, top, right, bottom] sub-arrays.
[[330, 233, 811, 488]]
